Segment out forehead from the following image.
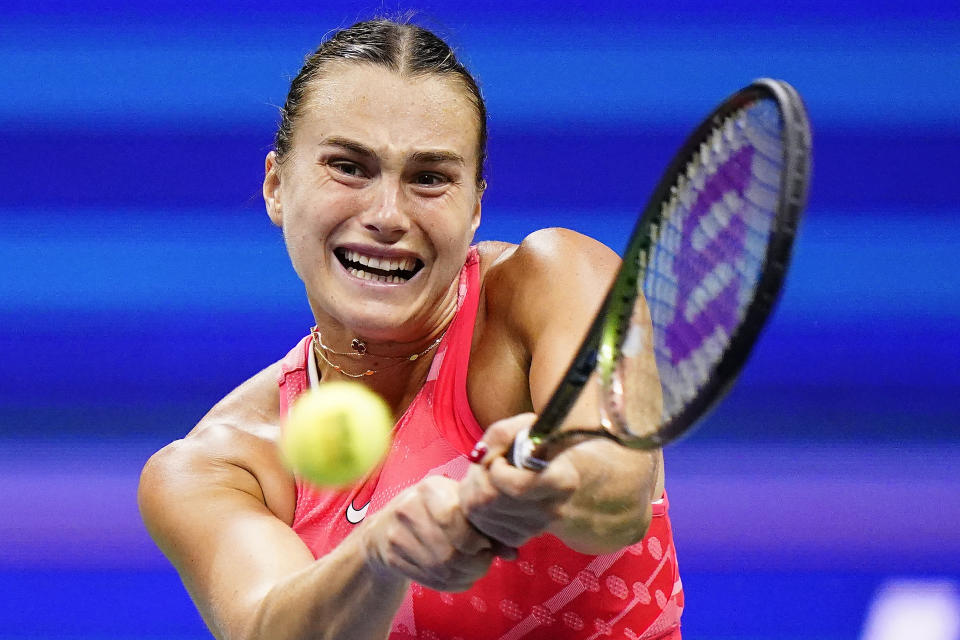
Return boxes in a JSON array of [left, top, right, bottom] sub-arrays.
[[296, 63, 479, 158]]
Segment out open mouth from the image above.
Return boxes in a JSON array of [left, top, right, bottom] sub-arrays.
[[334, 248, 424, 284]]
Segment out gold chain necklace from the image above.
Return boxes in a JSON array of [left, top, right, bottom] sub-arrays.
[[310, 326, 444, 378]]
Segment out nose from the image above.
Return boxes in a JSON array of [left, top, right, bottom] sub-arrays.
[[360, 178, 409, 243]]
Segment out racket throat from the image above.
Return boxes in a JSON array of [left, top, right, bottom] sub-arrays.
[[512, 423, 631, 471]]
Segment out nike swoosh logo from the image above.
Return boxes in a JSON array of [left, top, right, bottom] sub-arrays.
[[345, 501, 370, 524]]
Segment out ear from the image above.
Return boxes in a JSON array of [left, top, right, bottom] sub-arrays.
[[469, 185, 483, 236], [263, 151, 283, 227]]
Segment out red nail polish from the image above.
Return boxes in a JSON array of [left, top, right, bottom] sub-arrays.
[[469, 442, 487, 463]]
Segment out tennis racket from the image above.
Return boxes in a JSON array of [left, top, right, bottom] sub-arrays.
[[510, 78, 812, 470]]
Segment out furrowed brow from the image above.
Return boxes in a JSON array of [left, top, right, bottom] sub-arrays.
[[410, 150, 465, 165], [319, 136, 376, 159]]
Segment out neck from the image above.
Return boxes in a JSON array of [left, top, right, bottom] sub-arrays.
[[311, 264, 460, 417], [311, 325, 445, 375], [310, 265, 462, 357], [311, 337, 438, 419], [309, 284, 461, 417], [316, 325, 448, 361]]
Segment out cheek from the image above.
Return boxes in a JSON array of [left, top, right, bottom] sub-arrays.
[[424, 193, 479, 238], [278, 204, 337, 278], [284, 185, 363, 239], [422, 215, 472, 256], [281, 227, 314, 282]]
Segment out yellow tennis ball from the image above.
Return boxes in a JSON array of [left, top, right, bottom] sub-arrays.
[[280, 381, 393, 488]]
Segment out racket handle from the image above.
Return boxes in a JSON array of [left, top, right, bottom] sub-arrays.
[[508, 427, 548, 472]]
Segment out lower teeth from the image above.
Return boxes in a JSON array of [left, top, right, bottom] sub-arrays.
[[348, 268, 404, 283]]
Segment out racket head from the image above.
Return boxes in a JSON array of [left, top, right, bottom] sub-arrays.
[[517, 78, 811, 467]]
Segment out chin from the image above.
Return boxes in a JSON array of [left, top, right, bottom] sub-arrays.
[[323, 299, 421, 342]]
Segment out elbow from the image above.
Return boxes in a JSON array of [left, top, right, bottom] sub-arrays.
[[554, 500, 653, 556], [597, 504, 653, 555], [237, 589, 283, 640]]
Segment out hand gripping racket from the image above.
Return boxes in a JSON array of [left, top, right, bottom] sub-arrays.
[[511, 78, 812, 470]]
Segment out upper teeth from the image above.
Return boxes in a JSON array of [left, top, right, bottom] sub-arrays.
[[343, 250, 416, 273]]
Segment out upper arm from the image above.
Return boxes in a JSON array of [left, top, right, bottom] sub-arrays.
[[138, 365, 312, 640], [479, 229, 664, 550], [496, 228, 621, 416], [139, 426, 314, 640]]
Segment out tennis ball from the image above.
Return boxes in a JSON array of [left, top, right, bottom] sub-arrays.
[[280, 381, 393, 488]]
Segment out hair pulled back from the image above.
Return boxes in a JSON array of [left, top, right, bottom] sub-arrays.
[[274, 19, 487, 188]]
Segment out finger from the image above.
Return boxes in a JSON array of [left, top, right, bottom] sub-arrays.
[[462, 449, 550, 509], [490, 541, 518, 561], [462, 458, 580, 548], [461, 471, 553, 547], [471, 413, 538, 465], [466, 494, 561, 546], [418, 477, 492, 556], [375, 482, 469, 569], [376, 496, 440, 570], [414, 549, 497, 592], [486, 455, 578, 503], [466, 520, 542, 548], [370, 492, 492, 591], [381, 503, 497, 592], [461, 462, 547, 524], [387, 549, 487, 592]]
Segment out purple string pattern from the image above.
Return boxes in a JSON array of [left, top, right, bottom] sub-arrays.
[[646, 99, 784, 420]]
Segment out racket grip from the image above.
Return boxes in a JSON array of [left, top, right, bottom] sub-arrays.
[[508, 427, 548, 472]]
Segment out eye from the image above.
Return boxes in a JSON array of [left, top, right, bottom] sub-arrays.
[[330, 161, 367, 179], [413, 172, 448, 187]]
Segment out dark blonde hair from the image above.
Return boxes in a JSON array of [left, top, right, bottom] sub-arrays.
[[274, 19, 487, 188]]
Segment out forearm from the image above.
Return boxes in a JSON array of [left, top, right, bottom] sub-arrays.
[[244, 531, 408, 640], [548, 440, 659, 554], [242, 475, 495, 640]]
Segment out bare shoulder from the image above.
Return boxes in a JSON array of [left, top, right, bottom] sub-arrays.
[[139, 360, 296, 528], [494, 227, 617, 265], [481, 229, 620, 341], [467, 232, 621, 425], [138, 360, 318, 637]]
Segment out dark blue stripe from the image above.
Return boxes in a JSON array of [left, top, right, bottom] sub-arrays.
[[3, 0, 958, 20], [5, 127, 959, 210], [3, 17, 957, 128]]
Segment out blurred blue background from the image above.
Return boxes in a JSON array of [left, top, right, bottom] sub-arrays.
[[1, 1, 958, 638]]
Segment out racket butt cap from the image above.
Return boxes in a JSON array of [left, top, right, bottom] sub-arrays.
[[509, 427, 548, 471]]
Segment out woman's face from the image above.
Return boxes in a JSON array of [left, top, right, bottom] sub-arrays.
[[264, 63, 482, 343]]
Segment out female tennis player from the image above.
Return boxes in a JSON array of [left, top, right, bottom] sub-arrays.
[[139, 19, 682, 640]]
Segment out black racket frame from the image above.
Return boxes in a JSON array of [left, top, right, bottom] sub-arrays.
[[522, 78, 811, 461]]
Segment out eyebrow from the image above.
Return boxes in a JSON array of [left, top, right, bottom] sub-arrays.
[[410, 150, 465, 166], [319, 136, 376, 159], [319, 136, 465, 166]]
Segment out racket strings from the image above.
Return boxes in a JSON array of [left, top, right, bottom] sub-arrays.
[[515, 81, 807, 463], [640, 99, 785, 422]]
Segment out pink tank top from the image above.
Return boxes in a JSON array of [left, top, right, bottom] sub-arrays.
[[278, 247, 683, 639]]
